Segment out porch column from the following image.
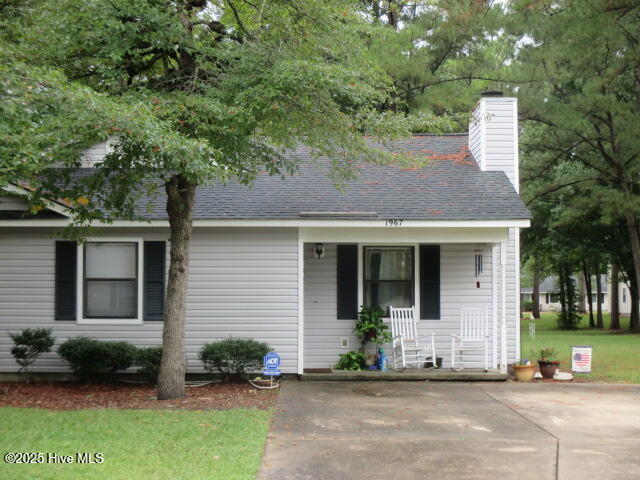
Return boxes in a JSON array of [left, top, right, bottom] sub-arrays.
[[297, 230, 304, 374], [500, 242, 508, 373]]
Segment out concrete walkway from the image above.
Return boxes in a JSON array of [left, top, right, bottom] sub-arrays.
[[259, 381, 640, 480]]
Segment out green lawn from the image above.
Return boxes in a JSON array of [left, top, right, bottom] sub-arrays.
[[521, 312, 640, 383], [0, 407, 272, 480]]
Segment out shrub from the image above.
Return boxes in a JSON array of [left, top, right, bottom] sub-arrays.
[[335, 351, 365, 371], [58, 337, 137, 380], [135, 346, 163, 383], [535, 346, 559, 363], [522, 300, 534, 312], [9, 328, 55, 372], [199, 338, 270, 379]]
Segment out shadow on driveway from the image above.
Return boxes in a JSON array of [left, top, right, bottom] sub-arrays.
[[259, 381, 640, 480]]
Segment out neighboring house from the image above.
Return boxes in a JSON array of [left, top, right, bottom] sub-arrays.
[[522, 274, 633, 314], [521, 276, 564, 312], [0, 93, 530, 373]]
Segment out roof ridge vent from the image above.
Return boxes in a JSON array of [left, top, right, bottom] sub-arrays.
[[299, 211, 378, 218]]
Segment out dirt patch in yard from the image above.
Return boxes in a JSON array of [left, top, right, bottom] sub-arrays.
[[0, 381, 278, 410]]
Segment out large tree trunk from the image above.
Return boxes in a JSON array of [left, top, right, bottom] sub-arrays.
[[582, 260, 594, 328], [578, 272, 586, 313], [532, 258, 541, 319], [157, 174, 196, 400], [625, 213, 640, 332], [610, 262, 620, 329], [558, 267, 567, 317], [595, 265, 604, 328]]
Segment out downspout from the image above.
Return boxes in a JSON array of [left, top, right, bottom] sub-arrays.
[[500, 242, 507, 373]]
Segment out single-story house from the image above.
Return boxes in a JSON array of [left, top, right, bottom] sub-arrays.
[[521, 274, 633, 314], [521, 276, 565, 312], [0, 93, 530, 374]]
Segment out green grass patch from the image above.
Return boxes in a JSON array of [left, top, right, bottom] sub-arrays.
[[0, 407, 272, 480], [521, 312, 640, 383]]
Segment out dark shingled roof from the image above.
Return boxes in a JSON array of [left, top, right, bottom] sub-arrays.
[[80, 134, 532, 221]]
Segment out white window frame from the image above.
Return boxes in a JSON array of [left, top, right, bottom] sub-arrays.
[[76, 237, 144, 325]]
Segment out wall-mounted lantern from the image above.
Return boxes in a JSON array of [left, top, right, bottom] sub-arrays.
[[314, 243, 325, 259]]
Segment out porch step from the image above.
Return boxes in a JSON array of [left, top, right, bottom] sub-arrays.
[[299, 369, 508, 382]]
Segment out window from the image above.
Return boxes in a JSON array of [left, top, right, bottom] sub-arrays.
[[364, 246, 414, 314], [84, 242, 137, 319], [549, 293, 559, 303], [623, 288, 627, 303]]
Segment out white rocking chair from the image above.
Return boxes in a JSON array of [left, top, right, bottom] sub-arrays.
[[389, 306, 436, 370], [451, 307, 490, 372]]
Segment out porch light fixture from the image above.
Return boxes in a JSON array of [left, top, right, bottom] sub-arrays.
[[314, 243, 325, 259]]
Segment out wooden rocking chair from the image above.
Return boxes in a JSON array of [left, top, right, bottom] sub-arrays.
[[451, 307, 490, 372], [389, 306, 436, 370]]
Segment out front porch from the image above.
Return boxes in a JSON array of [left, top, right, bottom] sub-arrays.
[[298, 224, 521, 374]]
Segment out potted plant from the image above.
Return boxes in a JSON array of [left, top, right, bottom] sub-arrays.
[[512, 358, 535, 382], [536, 346, 560, 379], [355, 306, 391, 368]]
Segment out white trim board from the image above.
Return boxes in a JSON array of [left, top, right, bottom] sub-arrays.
[[2, 183, 73, 217], [299, 227, 510, 243]]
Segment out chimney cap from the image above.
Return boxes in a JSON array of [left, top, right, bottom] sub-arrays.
[[481, 90, 503, 97]]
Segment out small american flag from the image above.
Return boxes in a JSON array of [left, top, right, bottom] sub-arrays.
[[573, 351, 590, 366]]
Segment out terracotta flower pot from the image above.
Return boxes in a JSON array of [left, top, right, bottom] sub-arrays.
[[365, 329, 377, 341], [538, 361, 560, 379], [513, 364, 536, 382]]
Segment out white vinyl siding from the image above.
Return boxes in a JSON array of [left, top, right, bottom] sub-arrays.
[[0, 227, 299, 373], [0, 195, 29, 211], [471, 97, 518, 188], [304, 242, 497, 369], [468, 102, 483, 168], [81, 140, 112, 167]]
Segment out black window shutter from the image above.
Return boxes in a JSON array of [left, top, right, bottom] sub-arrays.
[[144, 241, 166, 321], [337, 244, 358, 320], [55, 241, 76, 320], [420, 245, 440, 320]]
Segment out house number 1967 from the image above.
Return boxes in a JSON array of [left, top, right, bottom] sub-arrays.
[[385, 219, 404, 227]]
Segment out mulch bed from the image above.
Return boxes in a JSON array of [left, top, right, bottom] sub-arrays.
[[0, 381, 279, 411]]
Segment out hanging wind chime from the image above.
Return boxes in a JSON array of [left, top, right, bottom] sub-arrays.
[[474, 246, 483, 288]]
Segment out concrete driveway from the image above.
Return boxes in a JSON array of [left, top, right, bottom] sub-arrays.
[[259, 381, 640, 480]]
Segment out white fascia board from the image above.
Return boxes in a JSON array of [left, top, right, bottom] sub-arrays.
[[2, 183, 73, 217], [0, 218, 531, 228], [300, 226, 511, 243]]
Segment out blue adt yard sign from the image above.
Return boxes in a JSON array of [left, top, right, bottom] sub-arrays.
[[263, 352, 281, 376]]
